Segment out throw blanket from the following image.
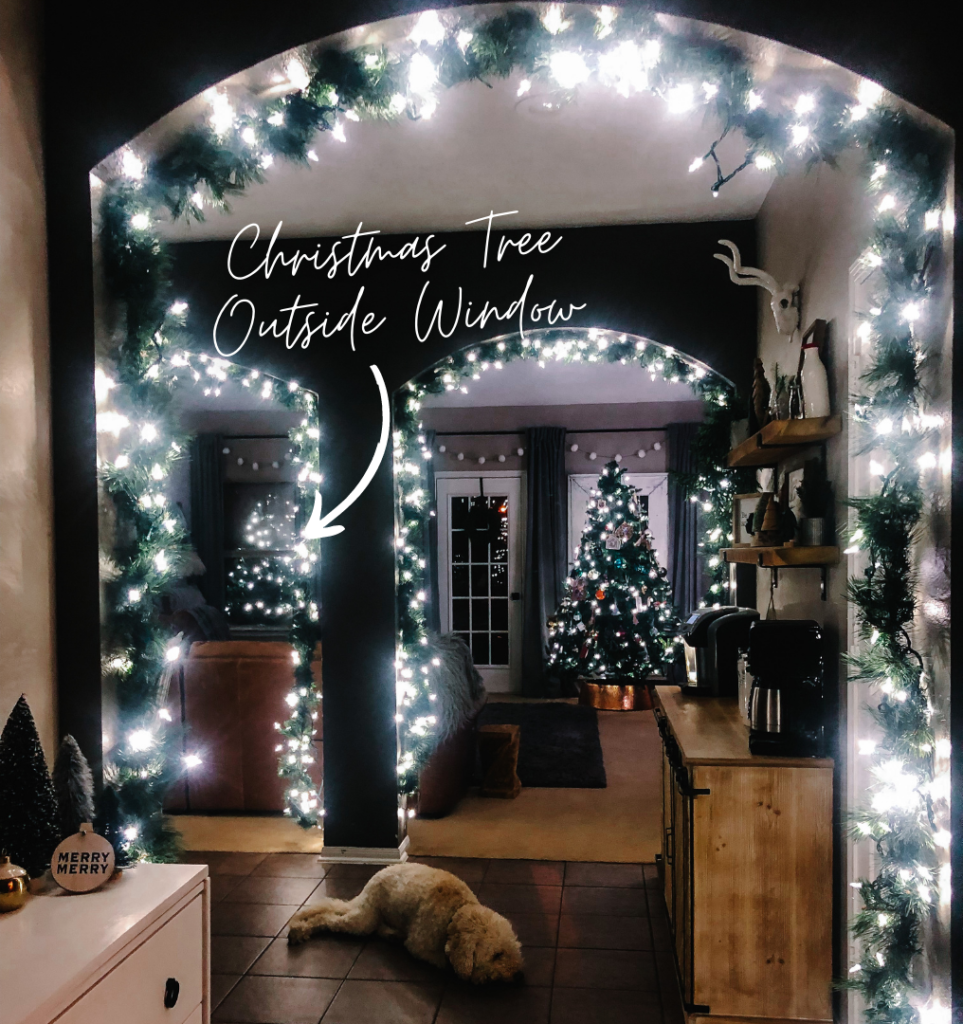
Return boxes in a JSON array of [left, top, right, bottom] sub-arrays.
[[425, 633, 487, 741]]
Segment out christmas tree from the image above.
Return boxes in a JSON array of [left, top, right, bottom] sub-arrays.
[[546, 462, 682, 688], [0, 696, 62, 878], [53, 734, 96, 838]]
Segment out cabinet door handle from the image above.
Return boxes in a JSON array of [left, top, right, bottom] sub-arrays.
[[164, 978, 180, 1009], [664, 827, 673, 865]]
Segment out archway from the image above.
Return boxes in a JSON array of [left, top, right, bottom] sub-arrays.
[[391, 326, 739, 794], [78, 6, 951, 1018]]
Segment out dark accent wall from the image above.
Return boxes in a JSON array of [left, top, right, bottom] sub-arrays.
[[165, 220, 755, 849]]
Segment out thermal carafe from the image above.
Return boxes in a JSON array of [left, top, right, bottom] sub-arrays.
[[747, 620, 825, 757]]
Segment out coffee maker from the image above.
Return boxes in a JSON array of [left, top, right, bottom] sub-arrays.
[[679, 607, 760, 696], [747, 620, 825, 757]]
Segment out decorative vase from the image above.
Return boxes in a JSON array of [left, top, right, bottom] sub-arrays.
[[775, 388, 791, 420], [800, 341, 831, 417], [801, 517, 827, 546], [0, 856, 28, 913]]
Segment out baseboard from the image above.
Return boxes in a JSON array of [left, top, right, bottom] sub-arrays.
[[318, 835, 410, 865]]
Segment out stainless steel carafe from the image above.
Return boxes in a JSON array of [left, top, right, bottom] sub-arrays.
[[749, 685, 782, 733]]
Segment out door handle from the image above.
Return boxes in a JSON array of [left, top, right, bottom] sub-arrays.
[[510, 592, 521, 600], [164, 978, 180, 1009]]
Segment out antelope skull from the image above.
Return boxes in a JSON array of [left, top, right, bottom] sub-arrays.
[[714, 240, 799, 335]]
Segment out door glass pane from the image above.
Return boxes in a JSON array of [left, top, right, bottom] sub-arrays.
[[452, 599, 470, 631], [472, 633, 490, 666], [451, 564, 470, 597], [471, 598, 489, 631], [451, 496, 469, 529], [447, 491, 510, 667], [470, 564, 489, 597], [451, 530, 469, 563]]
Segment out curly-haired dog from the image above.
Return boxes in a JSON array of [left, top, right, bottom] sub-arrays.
[[287, 862, 523, 983]]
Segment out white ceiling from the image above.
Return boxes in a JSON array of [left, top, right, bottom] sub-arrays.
[[125, 6, 883, 243], [421, 354, 694, 407], [159, 73, 771, 240]]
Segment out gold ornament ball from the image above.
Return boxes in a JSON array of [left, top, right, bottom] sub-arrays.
[[0, 855, 29, 913]]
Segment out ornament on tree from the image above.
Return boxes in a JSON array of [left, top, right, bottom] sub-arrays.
[[0, 696, 61, 879], [53, 735, 95, 839], [545, 462, 681, 689]]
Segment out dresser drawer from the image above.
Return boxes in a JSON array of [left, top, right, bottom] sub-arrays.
[[55, 893, 204, 1024]]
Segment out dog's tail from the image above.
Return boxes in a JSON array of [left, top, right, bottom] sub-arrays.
[[287, 894, 379, 945]]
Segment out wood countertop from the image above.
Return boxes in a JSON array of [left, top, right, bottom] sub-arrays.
[[654, 686, 834, 769]]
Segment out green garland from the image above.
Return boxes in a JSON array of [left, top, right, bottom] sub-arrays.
[[90, 6, 949, 1017]]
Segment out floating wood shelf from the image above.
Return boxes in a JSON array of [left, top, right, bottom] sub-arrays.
[[727, 415, 842, 468], [722, 545, 839, 567]]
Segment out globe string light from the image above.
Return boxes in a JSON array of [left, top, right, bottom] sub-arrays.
[[92, 8, 950, 1012]]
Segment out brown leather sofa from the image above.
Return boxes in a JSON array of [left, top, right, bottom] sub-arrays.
[[164, 640, 322, 813], [416, 708, 482, 818]]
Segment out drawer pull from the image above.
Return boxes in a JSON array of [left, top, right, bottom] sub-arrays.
[[164, 978, 180, 1009]]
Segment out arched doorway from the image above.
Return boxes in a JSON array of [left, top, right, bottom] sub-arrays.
[[69, 6, 952, 1018]]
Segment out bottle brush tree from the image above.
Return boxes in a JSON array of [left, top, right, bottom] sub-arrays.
[[53, 734, 96, 837], [0, 696, 62, 878], [546, 461, 682, 688]]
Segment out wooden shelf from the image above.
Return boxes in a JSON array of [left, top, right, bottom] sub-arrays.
[[722, 545, 839, 567], [727, 415, 842, 468]]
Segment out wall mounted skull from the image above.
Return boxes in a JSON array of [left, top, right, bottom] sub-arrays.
[[714, 240, 800, 335]]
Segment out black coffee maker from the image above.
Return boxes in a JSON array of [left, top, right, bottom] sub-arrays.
[[747, 620, 825, 757]]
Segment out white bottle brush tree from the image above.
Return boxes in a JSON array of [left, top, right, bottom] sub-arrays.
[[547, 462, 682, 687]]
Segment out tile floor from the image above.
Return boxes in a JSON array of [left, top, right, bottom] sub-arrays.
[[185, 852, 685, 1024]]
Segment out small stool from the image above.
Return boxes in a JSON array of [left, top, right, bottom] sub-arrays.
[[478, 724, 522, 799]]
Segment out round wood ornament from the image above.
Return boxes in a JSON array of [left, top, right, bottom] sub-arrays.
[[51, 823, 116, 893]]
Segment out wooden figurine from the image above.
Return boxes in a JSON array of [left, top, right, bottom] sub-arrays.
[[751, 358, 772, 434]]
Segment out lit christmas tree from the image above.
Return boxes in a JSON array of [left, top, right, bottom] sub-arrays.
[[225, 496, 307, 626], [547, 461, 682, 687]]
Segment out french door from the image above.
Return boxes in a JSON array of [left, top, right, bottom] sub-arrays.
[[436, 473, 525, 692]]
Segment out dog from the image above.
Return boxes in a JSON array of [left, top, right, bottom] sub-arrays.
[[287, 862, 524, 984]]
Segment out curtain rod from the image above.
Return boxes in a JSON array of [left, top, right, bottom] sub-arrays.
[[432, 426, 669, 437]]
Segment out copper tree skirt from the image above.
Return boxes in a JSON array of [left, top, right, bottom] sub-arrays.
[[578, 679, 654, 712]]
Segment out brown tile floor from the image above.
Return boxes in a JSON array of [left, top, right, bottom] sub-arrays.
[[185, 852, 685, 1024]]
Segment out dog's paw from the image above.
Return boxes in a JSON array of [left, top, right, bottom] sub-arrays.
[[287, 921, 310, 945]]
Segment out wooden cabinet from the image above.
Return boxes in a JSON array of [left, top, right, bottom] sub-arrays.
[[654, 687, 833, 1024], [1, 864, 209, 1024]]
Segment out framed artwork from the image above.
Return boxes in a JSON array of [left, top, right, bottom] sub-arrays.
[[732, 492, 762, 547]]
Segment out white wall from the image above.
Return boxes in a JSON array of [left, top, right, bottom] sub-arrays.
[[756, 146, 953, 1013], [0, 0, 55, 757]]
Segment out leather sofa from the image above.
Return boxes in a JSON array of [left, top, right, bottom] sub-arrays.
[[164, 640, 322, 813]]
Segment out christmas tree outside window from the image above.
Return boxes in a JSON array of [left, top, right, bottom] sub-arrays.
[[224, 491, 304, 627], [547, 462, 682, 692]]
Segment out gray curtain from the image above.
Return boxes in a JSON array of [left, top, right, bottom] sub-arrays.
[[522, 426, 568, 696], [667, 422, 700, 617], [424, 429, 441, 633], [189, 434, 225, 611]]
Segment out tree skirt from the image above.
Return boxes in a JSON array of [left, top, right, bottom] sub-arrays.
[[477, 703, 607, 789]]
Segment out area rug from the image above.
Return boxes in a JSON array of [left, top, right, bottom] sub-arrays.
[[477, 702, 607, 788]]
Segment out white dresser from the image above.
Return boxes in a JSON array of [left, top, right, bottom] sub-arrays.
[[1, 864, 210, 1024]]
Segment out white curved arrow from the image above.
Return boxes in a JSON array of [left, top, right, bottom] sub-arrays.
[[301, 364, 389, 539]]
